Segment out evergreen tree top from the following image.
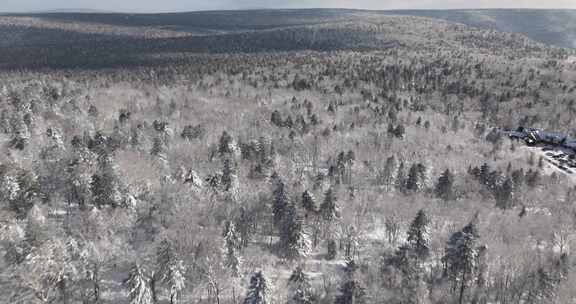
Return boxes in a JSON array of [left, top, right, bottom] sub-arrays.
[[301, 190, 317, 213], [320, 187, 339, 221]]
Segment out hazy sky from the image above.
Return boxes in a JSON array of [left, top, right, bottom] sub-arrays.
[[2, 0, 576, 13]]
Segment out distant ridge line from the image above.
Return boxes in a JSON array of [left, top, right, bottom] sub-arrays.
[[2, 8, 576, 15]]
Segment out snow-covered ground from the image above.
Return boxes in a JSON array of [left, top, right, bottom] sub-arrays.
[[513, 144, 576, 183]]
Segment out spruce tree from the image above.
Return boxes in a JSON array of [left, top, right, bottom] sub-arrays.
[[416, 163, 429, 190], [326, 239, 338, 260], [256, 136, 270, 164], [387, 123, 396, 136], [406, 209, 431, 260], [156, 240, 186, 304], [218, 131, 234, 156], [387, 244, 419, 283], [222, 221, 243, 275], [343, 225, 358, 260], [435, 169, 455, 201], [124, 264, 153, 304], [279, 204, 311, 259], [67, 160, 93, 209], [442, 219, 483, 304], [91, 156, 122, 208], [393, 124, 405, 139], [224, 244, 242, 277], [272, 180, 289, 228], [223, 221, 242, 250], [150, 137, 165, 158], [271, 110, 283, 127], [478, 163, 490, 185], [0, 109, 10, 134], [130, 125, 143, 148], [165, 260, 186, 304], [395, 161, 406, 191], [301, 190, 317, 214], [284, 115, 294, 129], [385, 215, 400, 246], [319, 187, 339, 222], [405, 163, 420, 192], [383, 242, 430, 303], [287, 266, 315, 304], [9, 113, 30, 150], [221, 158, 236, 192], [244, 271, 270, 304], [88, 104, 99, 118], [379, 156, 397, 188], [236, 206, 254, 248]]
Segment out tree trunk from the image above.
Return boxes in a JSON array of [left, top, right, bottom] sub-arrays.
[[94, 265, 100, 304], [151, 275, 158, 303], [459, 270, 467, 304]]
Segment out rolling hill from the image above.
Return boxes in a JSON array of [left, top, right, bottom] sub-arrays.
[[0, 9, 569, 69], [384, 9, 576, 49], [3, 8, 576, 48]]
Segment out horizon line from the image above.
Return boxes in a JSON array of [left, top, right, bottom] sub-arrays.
[[2, 7, 576, 14]]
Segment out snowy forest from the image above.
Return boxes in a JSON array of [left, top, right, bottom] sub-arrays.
[[0, 9, 575, 304]]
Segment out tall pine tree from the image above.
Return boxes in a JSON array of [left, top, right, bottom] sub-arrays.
[[156, 240, 186, 304], [287, 266, 315, 304], [223, 221, 242, 277], [319, 187, 339, 222], [406, 209, 431, 260], [279, 204, 311, 259], [244, 271, 270, 304], [124, 264, 153, 304], [236, 206, 254, 248], [435, 169, 455, 201], [379, 155, 397, 189], [272, 179, 289, 228], [91, 155, 123, 208], [221, 158, 236, 192], [301, 190, 317, 214], [395, 161, 406, 191], [442, 217, 483, 304]]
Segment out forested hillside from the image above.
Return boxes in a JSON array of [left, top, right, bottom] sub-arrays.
[[0, 9, 575, 304], [5, 8, 576, 48], [385, 9, 576, 49]]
